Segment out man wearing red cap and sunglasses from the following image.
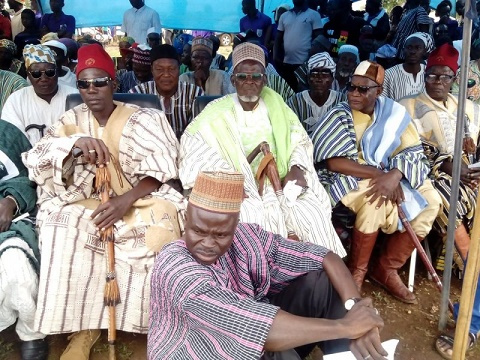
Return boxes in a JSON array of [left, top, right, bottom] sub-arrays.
[[312, 60, 441, 304], [1, 44, 77, 145], [23, 43, 185, 359], [401, 43, 480, 283]]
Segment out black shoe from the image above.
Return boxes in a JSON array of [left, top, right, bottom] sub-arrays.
[[21, 339, 49, 360]]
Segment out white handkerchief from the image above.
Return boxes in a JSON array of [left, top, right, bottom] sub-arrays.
[[323, 339, 399, 360], [283, 180, 303, 207]]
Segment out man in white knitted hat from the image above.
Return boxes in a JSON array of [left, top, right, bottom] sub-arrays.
[[180, 42, 346, 258]]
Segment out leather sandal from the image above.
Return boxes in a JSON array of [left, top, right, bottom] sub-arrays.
[[435, 330, 477, 359]]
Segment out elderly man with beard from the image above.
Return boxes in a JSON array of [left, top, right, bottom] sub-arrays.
[[382, 32, 434, 101], [287, 52, 346, 135], [129, 44, 204, 139], [180, 42, 346, 257], [149, 171, 388, 360], [334, 45, 360, 93], [311, 61, 441, 303], [179, 37, 230, 96], [1, 44, 77, 145]]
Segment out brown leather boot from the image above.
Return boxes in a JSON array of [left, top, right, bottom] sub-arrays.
[[370, 231, 420, 304], [348, 228, 379, 292], [454, 224, 471, 262]]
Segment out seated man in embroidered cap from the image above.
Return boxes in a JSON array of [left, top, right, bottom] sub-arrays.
[[129, 44, 204, 139], [287, 52, 346, 135], [118, 45, 153, 93], [0, 120, 48, 360], [180, 42, 346, 257], [400, 43, 480, 278], [149, 171, 388, 360], [1, 44, 77, 145], [311, 60, 441, 303], [22, 43, 185, 360], [179, 36, 231, 96], [382, 32, 435, 101]]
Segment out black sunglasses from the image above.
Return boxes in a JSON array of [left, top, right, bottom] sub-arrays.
[[29, 68, 57, 79], [346, 83, 381, 94], [76, 77, 112, 89]]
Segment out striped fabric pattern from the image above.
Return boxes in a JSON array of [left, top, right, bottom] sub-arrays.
[[22, 102, 186, 334], [0, 70, 27, 113], [382, 64, 426, 101], [311, 99, 429, 206], [129, 81, 204, 138], [287, 90, 346, 134], [148, 222, 330, 359]]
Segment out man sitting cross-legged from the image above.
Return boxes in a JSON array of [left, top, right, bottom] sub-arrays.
[[311, 60, 441, 303], [149, 171, 388, 360], [22, 43, 185, 360]]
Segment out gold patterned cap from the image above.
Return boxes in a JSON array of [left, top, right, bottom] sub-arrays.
[[189, 171, 245, 213], [232, 42, 266, 71]]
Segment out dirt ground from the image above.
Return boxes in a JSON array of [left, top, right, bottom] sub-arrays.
[[1, 265, 479, 360]]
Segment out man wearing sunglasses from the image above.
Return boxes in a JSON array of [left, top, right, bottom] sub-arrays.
[[1, 44, 77, 145], [400, 44, 480, 283], [180, 42, 347, 258], [22, 43, 185, 360], [312, 60, 441, 303]]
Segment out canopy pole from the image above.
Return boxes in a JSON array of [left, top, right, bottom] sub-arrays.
[[438, 0, 473, 332]]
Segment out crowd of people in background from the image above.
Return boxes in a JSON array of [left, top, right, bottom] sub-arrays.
[[0, 0, 480, 359]]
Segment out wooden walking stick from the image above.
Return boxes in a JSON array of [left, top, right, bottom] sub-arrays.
[[397, 205, 455, 314], [95, 164, 120, 360], [72, 147, 120, 359]]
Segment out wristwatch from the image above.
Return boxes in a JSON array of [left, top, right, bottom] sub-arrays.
[[344, 297, 362, 311]]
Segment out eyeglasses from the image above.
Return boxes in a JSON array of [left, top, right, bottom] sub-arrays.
[[234, 73, 265, 82], [425, 74, 455, 84], [28, 68, 56, 79], [310, 70, 333, 80], [76, 77, 112, 89], [346, 83, 381, 94]]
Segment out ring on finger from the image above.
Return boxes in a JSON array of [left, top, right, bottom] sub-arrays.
[[364, 355, 372, 360], [381, 195, 387, 199], [374, 308, 379, 315], [88, 149, 96, 153]]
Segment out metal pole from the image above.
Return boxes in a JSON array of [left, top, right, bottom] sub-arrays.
[[438, 0, 474, 331]]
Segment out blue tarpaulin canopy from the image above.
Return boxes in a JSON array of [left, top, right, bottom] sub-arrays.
[[38, 0, 293, 32], [38, 0, 456, 32]]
